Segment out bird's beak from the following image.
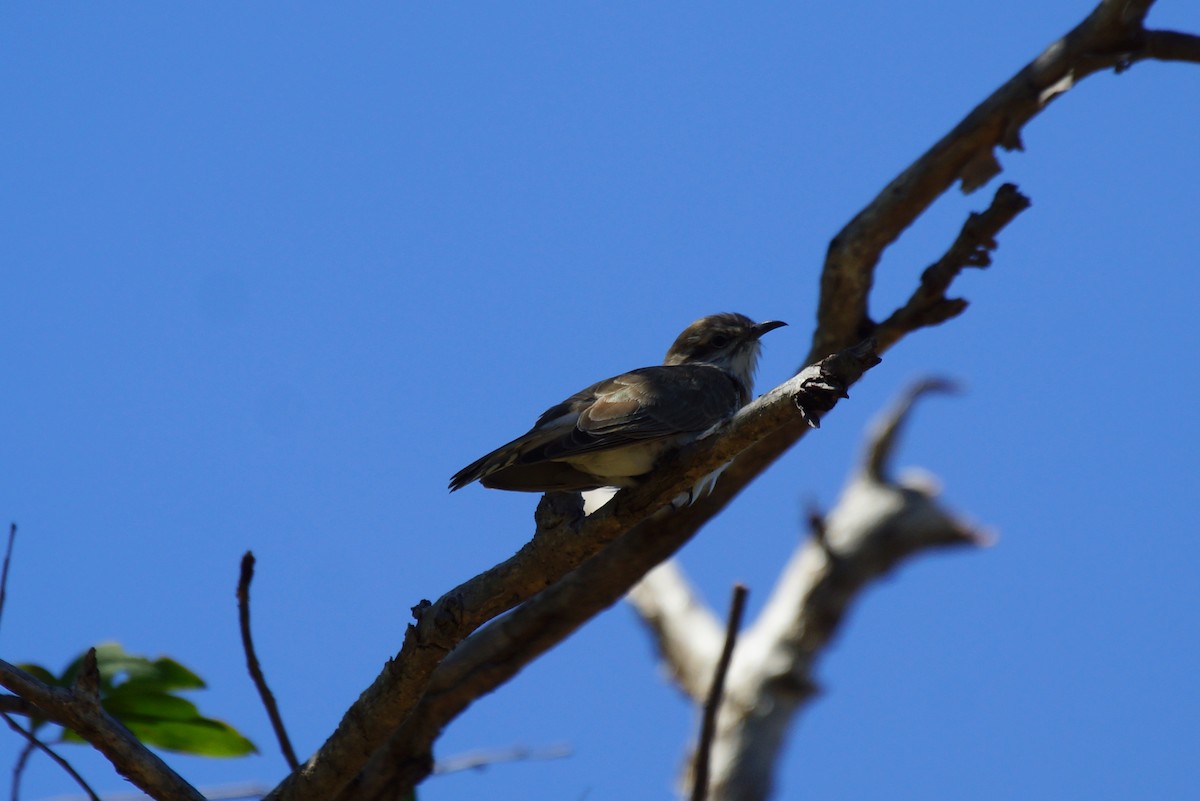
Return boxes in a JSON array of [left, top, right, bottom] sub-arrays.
[[751, 320, 788, 339]]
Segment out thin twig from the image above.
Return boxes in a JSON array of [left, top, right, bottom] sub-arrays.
[[0, 523, 16, 636], [11, 740, 34, 801], [873, 183, 1031, 351], [691, 584, 749, 801], [238, 551, 300, 771], [2, 712, 100, 801]]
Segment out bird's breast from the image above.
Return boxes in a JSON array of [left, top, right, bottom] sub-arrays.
[[558, 439, 678, 483]]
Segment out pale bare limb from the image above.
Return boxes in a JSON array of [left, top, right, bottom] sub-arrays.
[[628, 562, 725, 701], [636, 381, 985, 801]]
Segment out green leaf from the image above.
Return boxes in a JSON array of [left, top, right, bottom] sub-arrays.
[[32, 643, 256, 757], [131, 657, 206, 692], [125, 717, 258, 757], [103, 687, 202, 722], [58, 643, 206, 693], [62, 715, 257, 757], [99, 643, 206, 691]]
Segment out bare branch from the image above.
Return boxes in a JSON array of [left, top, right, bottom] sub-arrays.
[[810, 0, 1188, 362], [258, 345, 889, 801], [690, 584, 749, 801], [0, 695, 31, 716], [255, 4, 1194, 800], [2, 711, 100, 801], [0, 658, 203, 801], [874, 185, 1031, 351], [1143, 29, 1200, 63], [704, 384, 986, 801], [238, 551, 300, 771], [12, 739, 35, 801], [628, 380, 985, 800], [641, 4, 1190, 698]]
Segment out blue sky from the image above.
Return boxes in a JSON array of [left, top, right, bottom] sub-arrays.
[[3, 3, 1199, 800]]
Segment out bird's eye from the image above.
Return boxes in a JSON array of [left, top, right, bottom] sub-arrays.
[[710, 334, 730, 348]]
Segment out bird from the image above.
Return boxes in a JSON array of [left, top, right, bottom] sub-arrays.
[[449, 313, 786, 495]]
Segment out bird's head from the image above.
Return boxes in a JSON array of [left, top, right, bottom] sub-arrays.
[[663, 313, 787, 392]]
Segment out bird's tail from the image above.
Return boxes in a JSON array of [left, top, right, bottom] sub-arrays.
[[448, 439, 529, 492], [449, 453, 499, 492]]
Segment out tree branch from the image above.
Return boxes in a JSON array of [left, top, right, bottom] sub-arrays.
[[318, 343, 881, 801], [1142, 29, 1200, 63], [624, 1, 1192, 687], [0, 657, 203, 801], [635, 381, 986, 800], [0, 694, 32, 716], [238, 551, 300, 772], [250, 3, 1194, 800], [710, 384, 985, 801], [262, 349, 876, 801], [809, 0, 1182, 362], [874, 184, 1030, 350]]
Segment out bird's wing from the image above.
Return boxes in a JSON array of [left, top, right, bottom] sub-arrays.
[[525, 365, 743, 462], [448, 365, 743, 491]]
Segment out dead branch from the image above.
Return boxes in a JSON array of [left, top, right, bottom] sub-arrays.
[[634, 381, 985, 800], [238, 551, 300, 771], [810, 0, 1200, 363], [316, 343, 880, 801]]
